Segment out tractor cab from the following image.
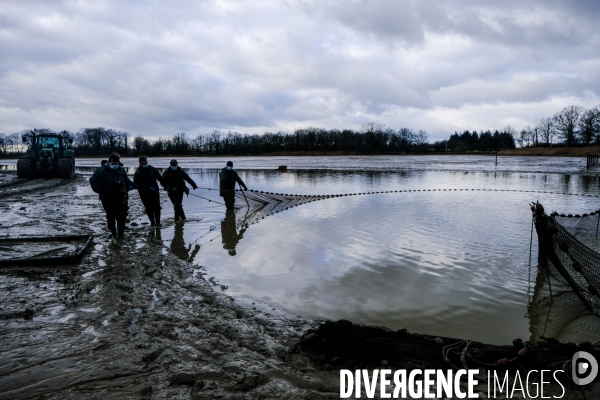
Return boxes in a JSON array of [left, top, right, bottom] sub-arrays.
[[17, 129, 76, 179]]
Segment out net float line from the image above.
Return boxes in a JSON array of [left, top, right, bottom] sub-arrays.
[[233, 187, 600, 231]]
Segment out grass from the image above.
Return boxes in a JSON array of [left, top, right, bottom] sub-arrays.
[[498, 146, 600, 157]]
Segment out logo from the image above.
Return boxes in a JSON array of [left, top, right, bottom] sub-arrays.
[[572, 351, 598, 386]]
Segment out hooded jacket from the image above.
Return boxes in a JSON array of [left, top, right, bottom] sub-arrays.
[[162, 166, 197, 194], [90, 165, 134, 200], [134, 165, 165, 191], [219, 167, 247, 195]]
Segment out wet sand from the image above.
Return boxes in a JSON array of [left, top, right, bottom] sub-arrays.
[[1, 171, 599, 399]]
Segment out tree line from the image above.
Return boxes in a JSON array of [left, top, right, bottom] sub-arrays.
[[515, 105, 600, 148], [1, 103, 598, 157], [1, 124, 437, 157]]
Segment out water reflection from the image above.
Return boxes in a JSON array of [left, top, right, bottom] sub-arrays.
[[170, 223, 200, 263], [221, 210, 246, 256], [174, 167, 600, 345]]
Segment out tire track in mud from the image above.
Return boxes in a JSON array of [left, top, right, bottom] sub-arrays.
[[0, 174, 80, 200], [0, 176, 337, 399]]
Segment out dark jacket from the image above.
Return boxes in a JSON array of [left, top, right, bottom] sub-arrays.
[[219, 167, 247, 195], [162, 166, 197, 194], [90, 165, 134, 200], [134, 165, 165, 192]]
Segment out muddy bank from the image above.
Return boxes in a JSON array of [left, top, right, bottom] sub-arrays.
[[0, 173, 340, 399]]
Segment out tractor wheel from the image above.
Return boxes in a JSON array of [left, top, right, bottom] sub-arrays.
[[57, 157, 75, 179], [16, 157, 35, 178]]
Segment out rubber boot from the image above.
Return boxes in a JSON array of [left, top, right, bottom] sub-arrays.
[[179, 208, 186, 221], [117, 224, 125, 238], [108, 221, 117, 237], [174, 207, 181, 221], [154, 210, 161, 226], [146, 211, 155, 226]]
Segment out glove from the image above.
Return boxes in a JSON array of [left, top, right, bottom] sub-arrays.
[[243, 186, 248, 191], [192, 186, 197, 190], [149, 187, 155, 191]]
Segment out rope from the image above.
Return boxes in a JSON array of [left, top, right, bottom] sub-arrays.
[[188, 192, 226, 206]]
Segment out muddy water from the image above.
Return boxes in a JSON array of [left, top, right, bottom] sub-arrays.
[[102, 156, 600, 346]]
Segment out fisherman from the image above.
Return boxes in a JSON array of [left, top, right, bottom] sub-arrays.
[[134, 156, 166, 226], [100, 151, 123, 167], [219, 161, 248, 210], [90, 153, 135, 238], [162, 159, 198, 221]]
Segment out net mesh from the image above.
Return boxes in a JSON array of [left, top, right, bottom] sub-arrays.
[[534, 205, 600, 316]]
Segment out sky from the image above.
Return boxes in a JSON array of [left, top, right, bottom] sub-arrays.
[[1, 0, 599, 142]]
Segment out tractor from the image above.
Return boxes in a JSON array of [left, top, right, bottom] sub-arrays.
[[17, 129, 76, 179]]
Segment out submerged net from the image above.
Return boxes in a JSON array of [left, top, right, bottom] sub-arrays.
[[534, 204, 600, 316], [233, 187, 600, 229], [527, 259, 600, 344]]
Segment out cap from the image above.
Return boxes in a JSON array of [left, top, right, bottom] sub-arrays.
[[170, 159, 178, 166], [226, 161, 233, 167], [139, 156, 147, 163], [108, 154, 120, 162]]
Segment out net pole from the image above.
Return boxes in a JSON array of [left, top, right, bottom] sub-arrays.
[[529, 217, 534, 266], [239, 183, 249, 207]]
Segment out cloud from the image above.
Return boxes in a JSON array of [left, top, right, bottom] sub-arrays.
[[0, 0, 599, 142]]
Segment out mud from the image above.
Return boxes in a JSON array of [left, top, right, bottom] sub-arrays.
[[1, 173, 599, 399], [0, 172, 340, 399]]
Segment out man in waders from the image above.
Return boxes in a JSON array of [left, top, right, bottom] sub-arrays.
[[162, 159, 198, 221], [90, 153, 135, 238], [134, 156, 166, 226], [219, 161, 247, 210]]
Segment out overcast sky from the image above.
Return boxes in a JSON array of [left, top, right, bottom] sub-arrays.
[[1, 0, 599, 142]]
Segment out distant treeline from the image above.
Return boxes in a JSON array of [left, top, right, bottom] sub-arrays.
[[0, 123, 516, 157], [2, 103, 597, 157], [515, 105, 600, 148], [447, 130, 515, 152]]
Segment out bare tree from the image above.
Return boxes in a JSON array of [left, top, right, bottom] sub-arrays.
[[579, 106, 600, 145], [397, 127, 413, 151], [516, 130, 525, 148], [537, 117, 554, 145], [553, 105, 584, 146], [520, 128, 531, 147], [413, 130, 429, 147]]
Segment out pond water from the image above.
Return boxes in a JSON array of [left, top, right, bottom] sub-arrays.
[[3, 155, 600, 344]]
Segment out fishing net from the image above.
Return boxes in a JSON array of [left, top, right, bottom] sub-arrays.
[[534, 204, 600, 317], [527, 259, 600, 345], [550, 211, 600, 250], [293, 319, 599, 382]]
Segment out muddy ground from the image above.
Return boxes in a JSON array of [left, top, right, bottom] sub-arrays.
[[1, 171, 599, 399], [0, 172, 342, 399]]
